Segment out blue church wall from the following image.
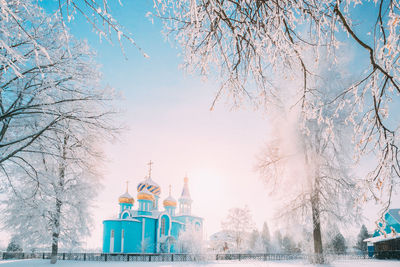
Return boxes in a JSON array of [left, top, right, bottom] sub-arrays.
[[119, 203, 132, 215], [138, 199, 153, 216], [103, 220, 122, 253], [103, 220, 143, 253], [171, 221, 183, 239], [165, 207, 176, 216], [121, 220, 142, 253], [174, 215, 203, 227], [142, 217, 157, 253]]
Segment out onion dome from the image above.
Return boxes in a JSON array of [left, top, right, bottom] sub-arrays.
[[137, 177, 161, 196], [137, 160, 161, 196], [119, 192, 134, 204], [137, 187, 155, 201], [163, 185, 177, 207]]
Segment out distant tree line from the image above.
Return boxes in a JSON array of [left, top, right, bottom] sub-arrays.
[[212, 207, 371, 255]]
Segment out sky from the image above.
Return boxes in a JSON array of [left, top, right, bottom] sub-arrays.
[[47, 1, 275, 249], [1, 0, 398, 250]]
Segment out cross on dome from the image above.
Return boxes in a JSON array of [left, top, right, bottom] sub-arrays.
[[147, 160, 154, 178], [137, 161, 161, 196], [126, 180, 129, 192]]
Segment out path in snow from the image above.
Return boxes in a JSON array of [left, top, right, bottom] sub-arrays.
[[0, 259, 399, 267]]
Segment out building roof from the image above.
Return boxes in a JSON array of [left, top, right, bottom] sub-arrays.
[[103, 218, 141, 223], [179, 176, 192, 201], [174, 214, 203, 220], [388, 209, 400, 224], [364, 233, 400, 244]]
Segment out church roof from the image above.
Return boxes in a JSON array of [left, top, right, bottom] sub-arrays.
[[388, 209, 400, 224]]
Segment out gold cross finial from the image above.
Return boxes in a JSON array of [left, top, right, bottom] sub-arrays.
[[147, 160, 153, 178], [125, 180, 129, 192], [169, 185, 172, 196]]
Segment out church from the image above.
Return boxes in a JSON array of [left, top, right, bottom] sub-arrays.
[[102, 161, 203, 253]]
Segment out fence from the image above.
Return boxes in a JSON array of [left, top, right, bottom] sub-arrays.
[[0, 251, 397, 262]]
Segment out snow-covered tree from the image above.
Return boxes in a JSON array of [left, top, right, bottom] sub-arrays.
[[273, 230, 283, 253], [221, 206, 255, 252], [0, 4, 117, 264], [6, 238, 22, 252], [257, 56, 361, 263], [248, 229, 264, 253], [355, 225, 370, 252], [140, 238, 151, 253], [154, 0, 400, 211], [329, 232, 347, 255], [282, 235, 299, 254], [0, 1, 143, 68], [0, 0, 116, 190], [177, 222, 205, 254], [261, 222, 271, 253], [1, 121, 107, 263]]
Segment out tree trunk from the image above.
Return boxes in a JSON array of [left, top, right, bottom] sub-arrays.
[[51, 135, 67, 264], [50, 198, 62, 264], [311, 178, 324, 264]]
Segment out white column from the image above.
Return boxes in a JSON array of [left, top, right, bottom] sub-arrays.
[[141, 218, 145, 250], [110, 230, 114, 253], [121, 229, 124, 253]]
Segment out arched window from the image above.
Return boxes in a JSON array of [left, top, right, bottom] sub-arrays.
[[161, 217, 166, 235]]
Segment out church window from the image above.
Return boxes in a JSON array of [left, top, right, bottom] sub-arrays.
[[161, 218, 166, 235], [111, 230, 114, 238]]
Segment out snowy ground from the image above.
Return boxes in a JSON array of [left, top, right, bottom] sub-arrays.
[[0, 259, 399, 267]]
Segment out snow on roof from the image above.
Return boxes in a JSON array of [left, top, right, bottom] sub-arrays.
[[103, 218, 141, 223], [164, 195, 177, 203], [119, 192, 133, 199], [364, 233, 400, 243], [171, 220, 184, 225]]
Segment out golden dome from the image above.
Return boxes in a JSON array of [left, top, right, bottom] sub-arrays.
[[163, 199, 177, 207], [119, 192, 134, 204], [137, 188, 155, 201], [163, 185, 177, 207]]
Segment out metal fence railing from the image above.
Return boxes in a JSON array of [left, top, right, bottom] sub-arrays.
[[0, 251, 398, 262]]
